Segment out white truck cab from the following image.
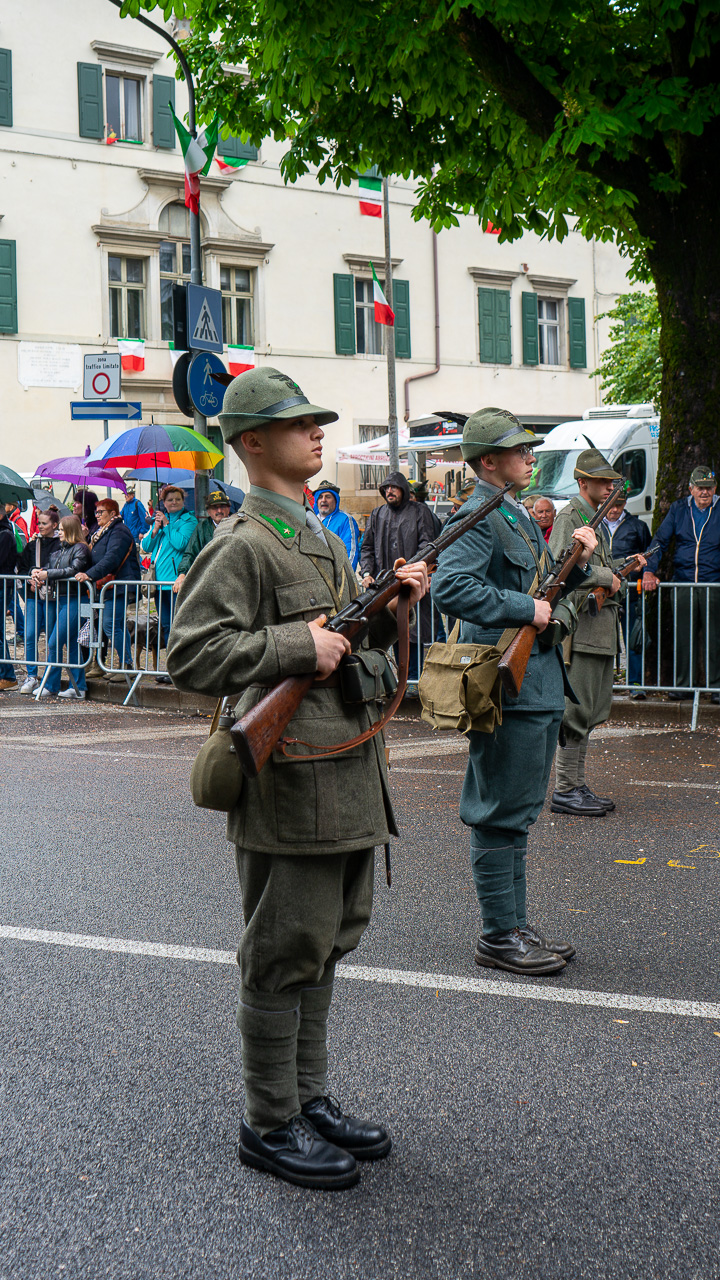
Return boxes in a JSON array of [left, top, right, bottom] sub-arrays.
[[523, 404, 659, 528]]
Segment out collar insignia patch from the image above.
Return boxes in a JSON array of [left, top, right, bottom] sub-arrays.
[[260, 514, 295, 538]]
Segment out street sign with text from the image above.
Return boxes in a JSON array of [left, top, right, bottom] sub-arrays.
[[187, 283, 223, 354], [70, 401, 142, 421], [83, 353, 121, 400]]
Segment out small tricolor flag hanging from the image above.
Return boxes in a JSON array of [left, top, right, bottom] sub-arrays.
[[118, 338, 145, 371], [168, 341, 187, 369], [228, 344, 256, 375], [370, 264, 394, 327], [359, 171, 382, 217], [170, 106, 218, 215], [216, 156, 250, 175]]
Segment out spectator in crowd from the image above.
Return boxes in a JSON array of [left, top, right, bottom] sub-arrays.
[[30, 515, 91, 700], [4, 498, 27, 641], [409, 481, 443, 537], [5, 499, 29, 542], [448, 478, 477, 516], [73, 490, 99, 539], [173, 490, 232, 593], [522, 496, 537, 513], [603, 489, 651, 698], [532, 497, 555, 543], [17, 507, 60, 695], [643, 465, 720, 702], [121, 484, 148, 542], [361, 471, 439, 679], [75, 498, 141, 681], [313, 482, 361, 570], [0, 504, 18, 690], [141, 485, 197, 684]]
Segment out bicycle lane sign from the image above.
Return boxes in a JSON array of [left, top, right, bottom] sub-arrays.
[[187, 351, 227, 417]]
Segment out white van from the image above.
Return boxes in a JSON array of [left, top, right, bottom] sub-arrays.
[[523, 404, 659, 528]]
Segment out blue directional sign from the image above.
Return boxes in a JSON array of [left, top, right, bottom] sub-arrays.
[[71, 401, 142, 421], [187, 283, 224, 354], [187, 351, 226, 417]]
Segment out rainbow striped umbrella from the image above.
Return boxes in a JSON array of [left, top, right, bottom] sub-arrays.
[[86, 423, 223, 472]]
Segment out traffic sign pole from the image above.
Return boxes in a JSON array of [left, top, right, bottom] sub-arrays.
[[103, 418, 111, 498]]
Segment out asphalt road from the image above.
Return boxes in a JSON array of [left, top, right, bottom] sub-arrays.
[[2, 696, 719, 1280]]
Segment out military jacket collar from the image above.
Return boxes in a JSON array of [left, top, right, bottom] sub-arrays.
[[240, 492, 335, 562]]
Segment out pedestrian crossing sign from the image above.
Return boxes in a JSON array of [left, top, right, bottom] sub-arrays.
[[187, 283, 224, 354]]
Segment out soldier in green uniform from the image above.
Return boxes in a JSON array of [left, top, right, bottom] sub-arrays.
[[431, 409, 598, 976], [549, 449, 641, 815], [166, 367, 427, 1191]]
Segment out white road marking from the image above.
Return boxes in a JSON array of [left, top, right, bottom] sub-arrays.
[[628, 779, 720, 791], [390, 767, 465, 776], [3, 725, 207, 747], [2, 925, 718, 1020], [4, 744, 194, 761]]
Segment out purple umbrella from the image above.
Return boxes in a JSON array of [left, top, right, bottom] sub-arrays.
[[33, 449, 128, 492]]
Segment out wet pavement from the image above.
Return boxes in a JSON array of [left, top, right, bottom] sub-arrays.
[[1, 694, 719, 1279]]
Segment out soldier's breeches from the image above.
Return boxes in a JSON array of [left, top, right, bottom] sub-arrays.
[[562, 651, 615, 739], [461, 709, 564, 835], [234, 846, 374, 1134]]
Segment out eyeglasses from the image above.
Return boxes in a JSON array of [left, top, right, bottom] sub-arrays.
[[516, 445, 536, 460]]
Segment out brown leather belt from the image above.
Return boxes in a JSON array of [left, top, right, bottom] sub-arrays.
[[251, 674, 340, 689]]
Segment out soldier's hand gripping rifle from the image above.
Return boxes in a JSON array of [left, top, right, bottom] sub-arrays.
[[586, 554, 645, 615], [231, 481, 514, 779], [497, 480, 626, 699]]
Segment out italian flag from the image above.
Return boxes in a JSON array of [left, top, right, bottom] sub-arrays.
[[170, 106, 219, 215], [228, 344, 255, 375], [168, 341, 187, 369], [118, 338, 145, 371], [371, 264, 394, 327], [216, 156, 249, 175], [359, 171, 382, 217]]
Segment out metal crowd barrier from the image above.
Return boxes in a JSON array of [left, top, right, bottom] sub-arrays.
[[613, 580, 719, 728], [0, 574, 94, 697], [97, 578, 177, 706]]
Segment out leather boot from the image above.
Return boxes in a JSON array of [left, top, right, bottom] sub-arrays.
[[302, 1095, 392, 1161], [239, 1115, 359, 1189], [518, 923, 576, 961], [474, 927, 566, 975], [85, 658, 104, 679], [578, 783, 615, 812], [550, 787, 607, 816]]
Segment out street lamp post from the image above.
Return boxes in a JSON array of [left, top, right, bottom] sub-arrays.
[[108, 2, 210, 515], [383, 176, 399, 473]]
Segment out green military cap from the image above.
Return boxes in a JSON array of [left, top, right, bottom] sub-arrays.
[[219, 366, 338, 444], [689, 465, 716, 487], [461, 407, 545, 461], [573, 448, 622, 481], [206, 489, 230, 508]]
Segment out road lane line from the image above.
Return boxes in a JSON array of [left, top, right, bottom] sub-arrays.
[[628, 779, 720, 791], [2, 926, 718, 1020]]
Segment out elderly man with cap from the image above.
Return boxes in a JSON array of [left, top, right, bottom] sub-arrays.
[[642, 465, 720, 702], [312, 481, 361, 570], [173, 489, 233, 594], [432, 408, 598, 976], [603, 487, 651, 696], [549, 449, 644, 815], [121, 484, 148, 542], [166, 367, 428, 1190]]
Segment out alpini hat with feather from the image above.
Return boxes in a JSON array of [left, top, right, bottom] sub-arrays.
[[219, 366, 338, 444], [461, 407, 546, 461]]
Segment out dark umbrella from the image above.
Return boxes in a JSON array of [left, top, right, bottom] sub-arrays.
[[32, 487, 71, 516], [0, 464, 35, 507]]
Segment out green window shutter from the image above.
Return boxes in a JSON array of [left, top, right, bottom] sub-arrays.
[[393, 279, 411, 359], [522, 291, 538, 365], [478, 288, 511, 364], [568, 296, 587, 368], [495, 290, 511, 364], [0, 239, 17, 334], [0, 50, 12, 128], [77, 62, 103, 139], [333, 273, 355, 355], [220, 130, 258, 162], [152, 75, 175, 149]]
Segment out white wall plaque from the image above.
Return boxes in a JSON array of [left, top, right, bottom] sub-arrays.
[[18, 342, 83, 389]]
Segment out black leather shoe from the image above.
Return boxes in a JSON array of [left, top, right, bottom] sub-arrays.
[[474, 927, 566, 975], [711, 692, 720, 705], [550, 787, 607, 816], [302, 1095, 392, 1161], [630, 690, 647, 701], [518, 924, 576, 961], [667, 690, 693, 701], [579, 783, 615, 812], [238, 1115, 359, 1189]]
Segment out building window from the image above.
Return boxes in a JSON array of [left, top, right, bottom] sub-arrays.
[[108, 255, 145, 338], [159, 202, 193, 340], [355, 278, 384, 355], [538, 298, 561, 365], [358, 423, 387, 491], [105, 72, 142, 142], [220, 266, 254, 345]]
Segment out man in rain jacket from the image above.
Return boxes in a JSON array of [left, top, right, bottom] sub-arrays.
[[313, 483, 360, 570]]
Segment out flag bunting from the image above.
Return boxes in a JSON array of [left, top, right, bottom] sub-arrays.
[[118, 338, 145, 371], [370, 264, 394, 327], [228, 344, 256, 375]]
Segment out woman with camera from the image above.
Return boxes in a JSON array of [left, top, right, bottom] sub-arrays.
[[30, 515, 92, 699], [17, 506, 60, 695]]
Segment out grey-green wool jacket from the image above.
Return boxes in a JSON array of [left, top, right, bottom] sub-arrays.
[[166, 493, 399, 855], [549, 494, 619, 657]]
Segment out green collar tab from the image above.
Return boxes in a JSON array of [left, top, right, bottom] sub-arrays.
[[499, 504, 518, 525], [260, 513, 296, 539]]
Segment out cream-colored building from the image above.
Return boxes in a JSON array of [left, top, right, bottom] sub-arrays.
[[1, 0, 633, 504]]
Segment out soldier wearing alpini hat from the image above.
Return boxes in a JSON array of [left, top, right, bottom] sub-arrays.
[[431, 408, 599, 978], [167, 366, 428, 1191]]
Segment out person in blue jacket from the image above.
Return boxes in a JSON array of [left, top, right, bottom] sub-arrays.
[[121, 485, 148, 541], [313, 482, 361, 570], [141, 486, 197, 668], [642, 466, 720, 701]]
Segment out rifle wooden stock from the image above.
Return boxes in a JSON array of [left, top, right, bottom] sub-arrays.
[[587, 555, 644, 613], [230, 480, 513, 778]]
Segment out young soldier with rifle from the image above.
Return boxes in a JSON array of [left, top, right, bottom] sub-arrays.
[[549, 450, 646, 816], [431, 408, 599, 976], [166, 366, 432, 1191]]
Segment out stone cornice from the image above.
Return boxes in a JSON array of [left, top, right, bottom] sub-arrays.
[[343, 253, 403, 275], [136, 167, 232, 194], [202, 237, 274, 262], [467, 266, 521, 289], [90, 41, 164, 69], [526, 273, 577, 295], [92, 224, 164, 250]]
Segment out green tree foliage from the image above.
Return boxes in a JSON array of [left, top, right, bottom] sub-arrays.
[[121, 0, 720, 508], [594, 292, 662, 410]]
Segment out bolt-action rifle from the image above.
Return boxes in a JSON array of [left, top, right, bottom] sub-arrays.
[[586, 553, 645, 615], [497, 480, 626, 699], [230, 481, 514, 779]]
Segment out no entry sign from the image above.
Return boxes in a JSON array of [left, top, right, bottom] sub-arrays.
[[83, 353, 121, 400]]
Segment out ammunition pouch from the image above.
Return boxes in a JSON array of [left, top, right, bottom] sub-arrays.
[[538, 598, 579, 650], [338, 648, 398, 705]]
